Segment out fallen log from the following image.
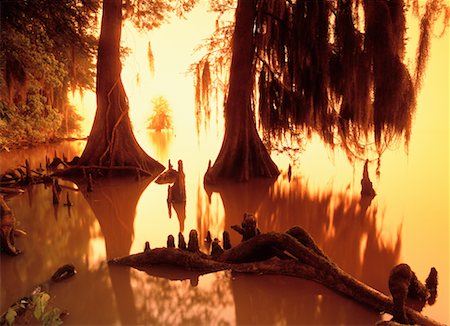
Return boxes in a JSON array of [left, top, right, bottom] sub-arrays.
[[109, 227, 443, 326]]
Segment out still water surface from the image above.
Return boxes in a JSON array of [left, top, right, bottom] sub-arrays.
[[0, 99, 448, 325], [1, 6, 449, 326]]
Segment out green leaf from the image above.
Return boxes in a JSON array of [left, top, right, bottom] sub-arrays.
[[5, 308, 17, 326], [42, 308, 63, 326], [33, 292, 50, 320]]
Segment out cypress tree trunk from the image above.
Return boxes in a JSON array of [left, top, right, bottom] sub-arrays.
[[204, 0, 279, 183], [76, 0, 163, 177]]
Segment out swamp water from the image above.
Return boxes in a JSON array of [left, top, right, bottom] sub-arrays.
[[1, 4, 449, 324], [0, 104, 448, 324]]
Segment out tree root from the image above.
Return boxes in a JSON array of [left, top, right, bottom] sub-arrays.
[[109, 226, 443, 326], [52, 165, 154, 179]]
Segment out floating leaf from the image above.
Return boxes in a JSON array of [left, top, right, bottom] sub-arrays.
[[5, 308, 17, 326], [33, 292, 50, 320], [42, 308, 63, 326]]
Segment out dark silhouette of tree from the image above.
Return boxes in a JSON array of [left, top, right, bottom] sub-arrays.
[[73, 0, 163, 177], [61, 0, 197, 178], [198, 0, 449, 182], [204, 0, 280, 183]]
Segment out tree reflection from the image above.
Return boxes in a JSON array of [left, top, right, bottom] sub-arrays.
[[200, 178, 275, 245], [231, 274, 380, 325], [76, 177, 151, 259], [172, 201, 186, 233], [130, 270, 234, 325], [0, 182, 108, 316], [195, 175, 401, 324], [50, 264, 117, 325], [257, 177, 401, 294], [147, 131, 173, 164], [74, 176, 152, 325]]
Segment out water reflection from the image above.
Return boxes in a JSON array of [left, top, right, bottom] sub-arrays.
[[0, 141, 447, 324], [72, 177, 152, 325], [231, 274, 379, 325], [172, 201, 186, 232], [194, 180, 223, 253], [196, 175, 401, 309], [0, 141, 85, 173], [130, 270, 234, 325], [202, 178, 275, 246], [0, 182, 103, 313], [75, 177, 151, 259], [256, 176, 401, 294], [147, 131, 174, 164], [191, 175, 404, 324]]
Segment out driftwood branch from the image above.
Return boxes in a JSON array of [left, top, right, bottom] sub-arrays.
[[109, 226, 443, 326]]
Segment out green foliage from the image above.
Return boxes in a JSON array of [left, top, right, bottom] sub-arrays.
[[5, 308, 17, 326], [32, 292, 63, 326], [0, 98, 63, 150], [33, 292, 50, 320], [41, 308, 64, 326], [1, 291, 63, 325], [0, 0, 98, 149], [147, 96, 173, 131]]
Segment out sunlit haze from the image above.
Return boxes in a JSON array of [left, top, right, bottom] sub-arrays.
[[2, 0, 448, 324]]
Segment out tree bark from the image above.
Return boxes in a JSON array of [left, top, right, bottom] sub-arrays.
[[109, 230, 443, 326], [70, 0, 164, 178], [204, 0, 279, 183]]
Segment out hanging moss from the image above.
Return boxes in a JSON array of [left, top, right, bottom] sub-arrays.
[[198, 0, 448, 162], [147, 40, 155, 76], [254, 0, 447, 158], [415, 0, 450, 88]]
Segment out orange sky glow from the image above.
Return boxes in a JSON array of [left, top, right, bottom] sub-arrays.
[[68, 1, 448, 322]]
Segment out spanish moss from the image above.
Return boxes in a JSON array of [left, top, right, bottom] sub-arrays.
[[414, 0, 450, 88], [192, 13, 234, 134], [256, 0, 448, 158], [198, 0, 448, 161], [147, 40, 155, 76]]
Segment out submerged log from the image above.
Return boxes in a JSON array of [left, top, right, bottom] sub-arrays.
[[109, 226, 443, 326]]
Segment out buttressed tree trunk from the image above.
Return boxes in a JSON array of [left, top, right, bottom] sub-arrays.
[[76, 0, 163, 177], [204, 0, 279, 184]]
